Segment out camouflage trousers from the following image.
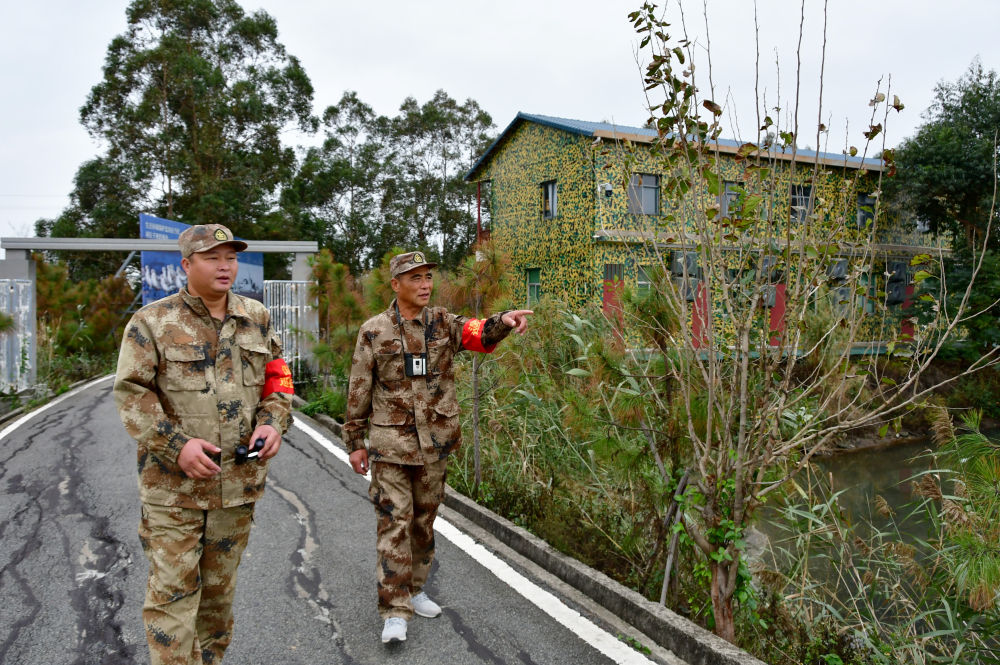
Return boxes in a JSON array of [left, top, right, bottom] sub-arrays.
[[369, 459, 448, 619], [138, 502, 255, 665]]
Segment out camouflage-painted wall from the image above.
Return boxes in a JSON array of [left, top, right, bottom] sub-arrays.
[[476, 122, 598, 309], [474, 119, 940, 314]]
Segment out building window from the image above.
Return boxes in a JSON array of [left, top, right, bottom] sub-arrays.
[[856, 193, 876, 229], [671, 250, 700, 278], [826, 258, 848, 283], [790, 184, 812, 224], [720, 180, 741, 219], [541, 181, 557, 218], [526, 268, 541, 306], [670, 252, 700, 302], [603, 264, 624, 282], [628, 173, 660, 215], [859, 272, 876, 314], [637, 265, 651, 295]]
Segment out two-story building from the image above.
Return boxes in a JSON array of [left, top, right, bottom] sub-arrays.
[[465, 112, 945, 343]]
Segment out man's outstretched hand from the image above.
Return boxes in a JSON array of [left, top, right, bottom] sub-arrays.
[[501, 310, 533, 334]]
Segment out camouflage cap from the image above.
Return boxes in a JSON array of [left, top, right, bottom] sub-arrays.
[[390, 251, 437, 278], [178, 224, 248, 258]]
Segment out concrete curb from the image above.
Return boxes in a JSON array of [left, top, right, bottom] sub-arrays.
[[443, 488, 764, 665], [296, 401, 764, 665]]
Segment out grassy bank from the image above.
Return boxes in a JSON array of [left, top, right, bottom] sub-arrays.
[[295, 283, 1000, 663]]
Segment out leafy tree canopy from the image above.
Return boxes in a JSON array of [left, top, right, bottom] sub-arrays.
[[280, 91, 390, 275], [38, 0, 316, 279], [283, 90, 495, 274], [35, 1, 494, 281], [891, 59, 1000, 248], [891, 59, 1000, 354]]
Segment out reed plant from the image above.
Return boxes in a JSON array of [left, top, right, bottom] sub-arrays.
[[450, 297, 682, 597], [754, 408, 1000, 664]]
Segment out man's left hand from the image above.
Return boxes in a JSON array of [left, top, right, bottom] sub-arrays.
[[251, 424, 281, 460], [501, 309, 533, 334]]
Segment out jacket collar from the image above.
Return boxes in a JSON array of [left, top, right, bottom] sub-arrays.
[[181, 287, 248, 320], [387, 298, 427, 326]]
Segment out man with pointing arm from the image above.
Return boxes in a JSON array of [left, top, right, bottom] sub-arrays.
[[344, 250, 531, 644]]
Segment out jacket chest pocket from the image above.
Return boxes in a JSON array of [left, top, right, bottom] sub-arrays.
[[375, 341, 404, 387], [238, 339, 270, 387], [163, 345, 209, 391]]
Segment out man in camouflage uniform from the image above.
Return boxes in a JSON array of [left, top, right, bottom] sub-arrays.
[[114, 224, 294, 664], [345, 251, 532, 644]]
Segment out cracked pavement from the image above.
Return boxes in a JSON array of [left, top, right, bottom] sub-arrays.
[[0, 377, 660, 665]]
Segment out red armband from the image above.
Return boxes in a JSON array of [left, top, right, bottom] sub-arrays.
[[462, 318, 497, 354], [262, 358, 294, 397]]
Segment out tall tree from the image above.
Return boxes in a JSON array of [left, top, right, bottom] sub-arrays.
[[890, 60, 1000, 351], [36, 155, 146, 279], [381, 90, 495, 268], [613, 2, 1000, 643], [891, 59, 1000, 246], [38, 0, 316, 279], [282, 92, 392, 274], [284, 90, 495, 273]]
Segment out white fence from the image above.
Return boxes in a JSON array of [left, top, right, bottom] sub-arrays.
[[0, 279, 314, 394], [263, 280, 315, 378], [0, 279, 35, 393]]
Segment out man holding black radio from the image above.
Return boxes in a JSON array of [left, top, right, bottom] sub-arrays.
[[344, 251, 531, 644], [114, 224, 294, 664]]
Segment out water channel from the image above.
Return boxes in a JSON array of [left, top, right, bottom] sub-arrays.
[[753, 437, 937, 574], [813, 438, 934, 520]]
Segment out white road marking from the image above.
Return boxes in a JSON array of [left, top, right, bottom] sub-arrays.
[[293, 415, 657, 665], [0, 375, 114, 441]]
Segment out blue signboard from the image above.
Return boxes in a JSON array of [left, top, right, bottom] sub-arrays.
[[139, 213, 264, 306]]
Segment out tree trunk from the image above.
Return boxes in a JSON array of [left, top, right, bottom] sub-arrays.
[[659, 471, 688, 605], [710, 563, 736, 643]]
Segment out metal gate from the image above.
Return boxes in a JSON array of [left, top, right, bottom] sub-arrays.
[[264, 280, 315, 377], [0, 279, 35, 393]]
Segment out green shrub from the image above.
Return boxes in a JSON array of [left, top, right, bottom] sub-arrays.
[[947, 366, 1000, 420], [299, 386, 347, 421], [450, 298, 678, 600]]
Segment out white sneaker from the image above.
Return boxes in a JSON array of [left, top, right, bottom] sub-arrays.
[[412, 591, 442, 618], [381, 617, 407, 643]]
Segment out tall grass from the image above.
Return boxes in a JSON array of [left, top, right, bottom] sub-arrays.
[[754, 411, 1000, 664], [449, 295, 1000, 663], [450, 297, 680, 597]]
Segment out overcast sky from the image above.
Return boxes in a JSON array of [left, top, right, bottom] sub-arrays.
[[2, 0, 999, 255]]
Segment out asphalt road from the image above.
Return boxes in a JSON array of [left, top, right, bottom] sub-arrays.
[[0, 377, 671, 665]]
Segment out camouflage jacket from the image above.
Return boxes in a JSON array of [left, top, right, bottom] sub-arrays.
[[113, 288, 292, 509], [343, 301, 512, 465]]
